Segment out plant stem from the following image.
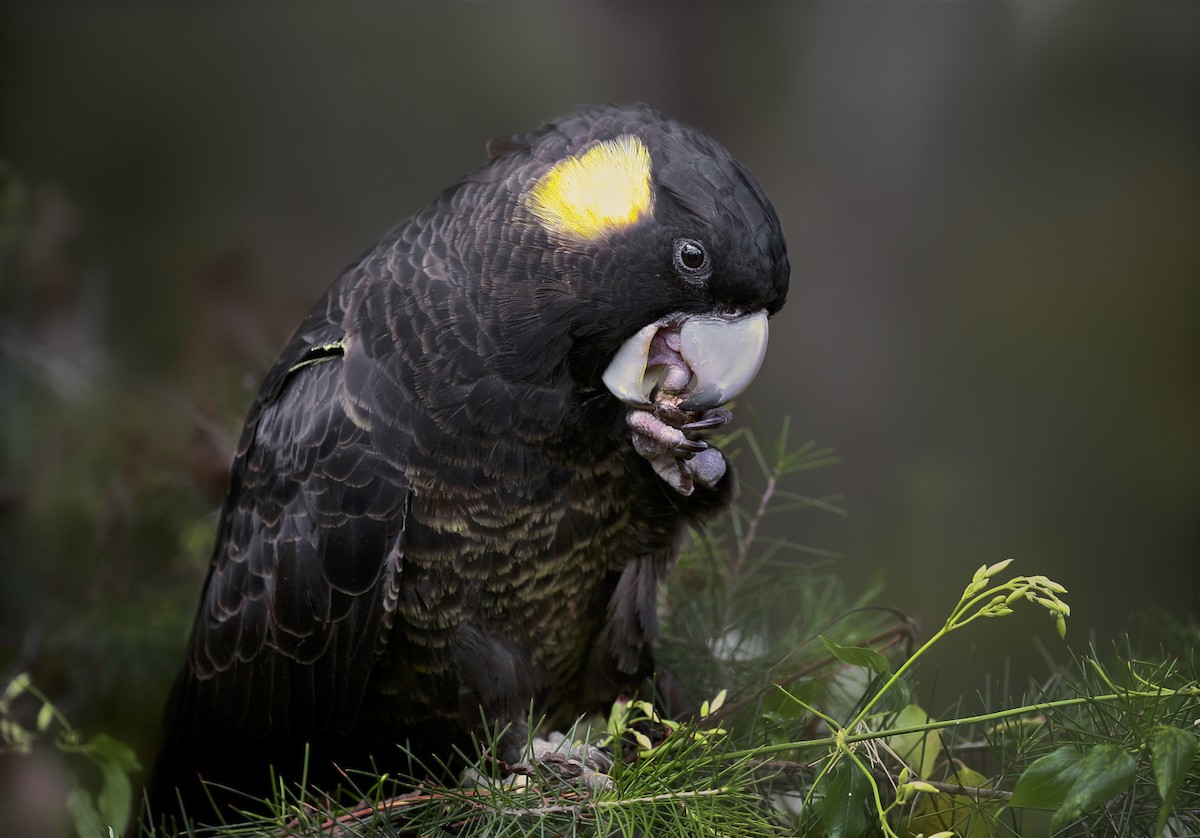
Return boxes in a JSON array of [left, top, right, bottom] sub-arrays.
[[733, 473, 776, 581], [919, 780, 1014, 801], [851, 625, 949, 724], [716, 684, 1200, 763]]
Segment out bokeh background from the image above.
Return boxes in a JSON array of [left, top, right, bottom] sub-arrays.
[[2, 0, 1197, 803]]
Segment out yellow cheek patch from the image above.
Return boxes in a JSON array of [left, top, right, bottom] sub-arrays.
[[526, 134, 653, 241]]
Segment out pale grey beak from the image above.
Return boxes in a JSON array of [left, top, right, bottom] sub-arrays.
[[602, 310, 769, 411]]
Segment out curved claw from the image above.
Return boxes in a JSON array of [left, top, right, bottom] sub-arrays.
[[681, 411, 732, 433]]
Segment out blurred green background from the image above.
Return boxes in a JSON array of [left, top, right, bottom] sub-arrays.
[[1, 0, 1196, 807]]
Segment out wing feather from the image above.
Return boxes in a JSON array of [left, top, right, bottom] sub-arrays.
[[165, 300, 411, 750]]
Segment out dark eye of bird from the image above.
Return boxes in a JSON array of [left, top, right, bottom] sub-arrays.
[[674, 239, 708, 274]]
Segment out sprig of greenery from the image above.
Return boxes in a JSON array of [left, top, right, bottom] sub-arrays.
[[1, 673, 142, 836], [697, 559, 1073, 837], [702, 554, 1196, 837]]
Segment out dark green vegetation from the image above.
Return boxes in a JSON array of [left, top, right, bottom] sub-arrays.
[[5, 422, 1196, 836]]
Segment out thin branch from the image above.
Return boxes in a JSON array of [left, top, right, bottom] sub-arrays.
[[718, 682, 1200, 763], [486, 786, 732, 817], [918, 779, 1014, 801], [732, 473, 776, 582], [311, 783, 739, 834]]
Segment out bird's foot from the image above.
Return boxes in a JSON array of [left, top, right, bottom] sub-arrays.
[[626, 406, 731, 496], [503, 733, 614, 793]]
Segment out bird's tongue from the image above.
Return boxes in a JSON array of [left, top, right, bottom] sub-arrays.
[[644, 327, 692, 394]]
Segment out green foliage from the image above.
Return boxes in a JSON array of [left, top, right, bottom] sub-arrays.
[[987, 648, 1200, 837], [4, 418, 1198, 837], [821, 635, 894, 681], [1, 673, 142, 836], [0, 370, 215, 759], [0, 188, 243, 769], [1013, 745, 1136, 832], [1149, 726, 1198, 834], [819, 760, 872, 838]]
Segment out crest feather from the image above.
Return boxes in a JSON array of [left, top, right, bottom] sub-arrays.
[[526, 135, 654, 241]]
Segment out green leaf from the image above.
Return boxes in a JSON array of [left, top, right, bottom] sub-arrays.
[[820, 760, 871, 838], [56, 733, 140, 833], [1012, 745, 1137, 829], [820, 635, 892, 679], [64, 733, 142, 772], [1150, 725, 1198, 834], [1049, 744, 1136, 832], [66, 787, 104, 838], [0, 672, 31, 707], [35, 701, 55, 733], [1010, 746, 1085, 808], [880, 675, 913, 714], [97, 760, 133, 831], [887, 704, 942, 780], [1, 718, 32, 752]]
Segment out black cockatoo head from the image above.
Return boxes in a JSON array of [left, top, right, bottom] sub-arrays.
[[461, 104, 789, 413]]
